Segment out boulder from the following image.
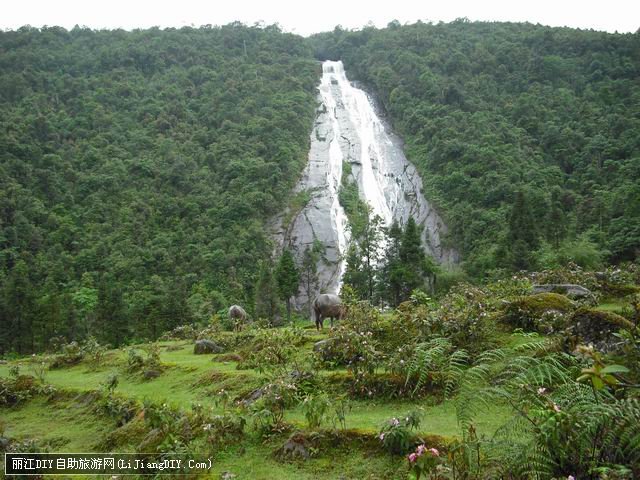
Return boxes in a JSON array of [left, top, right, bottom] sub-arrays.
[[500, 293, 575, 333], [0, 437, 10, 451], [532, 284, 593, 299], [566, 307, 634, 352], [313, 338, 338, 361], [276, 432, 311, 460], [143, 369, 161, 380], [240, 387, 265, 407], [194, 339, 223, 355], [313, 339, 332, 352]]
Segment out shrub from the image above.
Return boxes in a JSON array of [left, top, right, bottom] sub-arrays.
[[237, 327, 304, 373], [314, 302, 385, 393], [126, 344, 163, 374], [426, 284, 498, 354], [50, 341, 84, 368], [0, 375, 38, 406], [301, 393, 332, 429], [407, 444, 443, 480], [160, 324, 199, 341], [202, 413, 246, 449], [83, 337, 108, 369], [454, 340, 640, 479], [526, 262, 600, 293], [378, 410, 423, 455], [248, 376, 299, 434]]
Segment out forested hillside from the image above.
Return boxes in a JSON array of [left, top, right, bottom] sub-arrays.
[[0, 24, 318, 353], [2, 21, 640, 354], [312, 20, 640, 275]]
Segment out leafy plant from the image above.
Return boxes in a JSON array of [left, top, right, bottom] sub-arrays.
[[378, 410, 423, 455], [403, 337, 468, 398], [301, 393, 331, 429]]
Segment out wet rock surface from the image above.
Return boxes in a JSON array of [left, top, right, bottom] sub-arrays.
[[272, 61, 458, 310]]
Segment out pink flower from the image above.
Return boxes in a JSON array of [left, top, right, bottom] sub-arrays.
[[567, 476, 575, 480], [429, 448, 440, 457], [416, 444, 426, 455], [379, 433, 385, 441], [408, 453, 417, 463], [537, 387, 547, 395]]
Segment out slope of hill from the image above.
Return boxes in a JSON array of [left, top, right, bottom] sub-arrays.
[[1, 21, 640, 352], [0, 24, 318, 353], [311, 20, 640, 274]]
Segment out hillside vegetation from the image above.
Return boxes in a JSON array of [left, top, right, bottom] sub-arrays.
[[1, 21, 640, 353], [2, 265, 639, 478], [0, 24, 318, 353], [312, 21, 640, 274]]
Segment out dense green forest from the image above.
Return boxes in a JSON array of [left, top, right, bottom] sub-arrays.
[[312, 20, 640, 275], [0, 24, 318, 353], [1, 21, 640, 354]]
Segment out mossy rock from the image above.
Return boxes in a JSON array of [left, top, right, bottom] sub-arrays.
[[601, 283, 640, 297], [500, 293, 575, 333], [565, 307, 634, 352]]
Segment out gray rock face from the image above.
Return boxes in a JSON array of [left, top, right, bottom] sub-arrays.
[[193, 339, 223, 355], [271, 60, 458, 310], [532, 284, 593, 298]]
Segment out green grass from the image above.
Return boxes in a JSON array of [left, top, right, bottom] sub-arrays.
[[0, 333, 520, 479], [1, 397, 113, 452], [0, 337, 512, 438], [209, 441, 406, 480], [594, 299, 631, 316]]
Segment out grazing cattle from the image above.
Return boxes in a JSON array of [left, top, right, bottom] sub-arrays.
[[228, 305, 249, 331], [312, 294, 344, 330]]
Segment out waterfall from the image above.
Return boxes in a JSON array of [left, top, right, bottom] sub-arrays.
[[271, 60, 458, 309]]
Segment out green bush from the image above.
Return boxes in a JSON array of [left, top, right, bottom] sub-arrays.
[[237, 327, 304, 373], [378, 410, 423, 455]]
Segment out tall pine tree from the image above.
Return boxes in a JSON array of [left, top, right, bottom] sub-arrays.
[[255, 260, 280, 325], [505, 190, 539, 271], [275, 249, 299, 323], [399, 217, 435, 299]]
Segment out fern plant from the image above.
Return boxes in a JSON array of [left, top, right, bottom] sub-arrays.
[[453, 339, 640, 479], [404, 337, 468, 398]]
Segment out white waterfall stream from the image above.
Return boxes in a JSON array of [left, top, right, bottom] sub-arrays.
[[271, 60, 458, 309]]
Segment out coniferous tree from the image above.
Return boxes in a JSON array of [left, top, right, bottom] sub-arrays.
[[380, 220, 404, 306], [1, 260, 35, 353], [96, 276, 129, 347], [301, 241, 323, 320], [505, 190, 540, 270], [275, 249, 300, 323], [343, 208, 384, 302], [255, 261, 280, 324], [342, 243, 368, 299], [399, 218, 435, 299]]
